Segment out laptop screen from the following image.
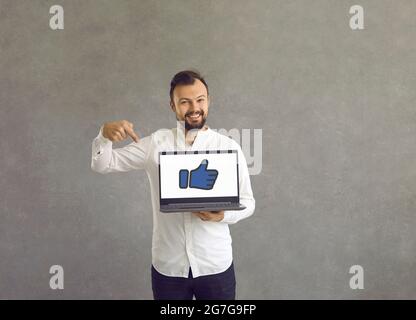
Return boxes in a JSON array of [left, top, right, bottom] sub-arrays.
[[159, 150, 239, 203]]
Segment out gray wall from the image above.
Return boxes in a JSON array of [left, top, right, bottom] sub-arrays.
[[1, 0, 415, 299]]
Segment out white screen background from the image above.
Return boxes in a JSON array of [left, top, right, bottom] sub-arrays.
[[160, 152, 238, 199]]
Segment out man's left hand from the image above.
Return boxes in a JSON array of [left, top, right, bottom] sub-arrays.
[[192, 211, 224, 222]]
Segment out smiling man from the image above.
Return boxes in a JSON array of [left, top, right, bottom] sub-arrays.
[[91, 70, 255, 300]]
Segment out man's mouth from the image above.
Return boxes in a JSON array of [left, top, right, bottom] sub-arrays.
[[185, 111, 203, 121]]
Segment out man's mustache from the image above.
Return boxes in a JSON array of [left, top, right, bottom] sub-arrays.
[[185, 110, 204, 117]]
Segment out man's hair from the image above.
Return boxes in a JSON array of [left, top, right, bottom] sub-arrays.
[[169, 70, 209, 103]]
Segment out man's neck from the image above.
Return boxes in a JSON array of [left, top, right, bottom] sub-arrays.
[[185, 125, 208, 145]]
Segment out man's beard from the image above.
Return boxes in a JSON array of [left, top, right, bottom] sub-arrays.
[[185, 116, 206, 131], [182, 110, 207, 131]]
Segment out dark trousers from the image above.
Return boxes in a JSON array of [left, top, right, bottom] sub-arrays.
[[151, 263, 236, 300]]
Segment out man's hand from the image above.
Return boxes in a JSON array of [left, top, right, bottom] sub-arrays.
[[192, 211, 224, 222], [102, 120, 140, 143]]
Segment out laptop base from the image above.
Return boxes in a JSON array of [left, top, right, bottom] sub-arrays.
[[160, 203, 246, 213]]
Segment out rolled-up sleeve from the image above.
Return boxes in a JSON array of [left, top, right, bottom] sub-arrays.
[[221, 143, 255, 224]]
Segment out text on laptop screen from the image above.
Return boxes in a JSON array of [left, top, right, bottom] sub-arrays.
[[160, 152, 238, 199]]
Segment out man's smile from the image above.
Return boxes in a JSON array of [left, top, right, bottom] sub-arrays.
[[185, 110, 203, 121]]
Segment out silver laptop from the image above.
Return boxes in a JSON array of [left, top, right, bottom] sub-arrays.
[[159, 150, 246, 213]]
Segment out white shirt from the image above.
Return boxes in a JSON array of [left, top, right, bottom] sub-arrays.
[[91, 124, 255, 278]]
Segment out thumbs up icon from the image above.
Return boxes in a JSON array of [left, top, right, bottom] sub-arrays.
[[179, 159, 218, 190]]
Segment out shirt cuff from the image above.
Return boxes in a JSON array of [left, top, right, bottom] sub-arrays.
[[221, 211, 236, 224], [97, 125, 112, 145], [92, 126, 112, 160]]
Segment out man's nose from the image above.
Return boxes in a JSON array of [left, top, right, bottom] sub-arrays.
[[188, 100, 198, 109]]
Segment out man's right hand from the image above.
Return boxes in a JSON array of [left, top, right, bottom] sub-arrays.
[[102, 120, 140, 143]]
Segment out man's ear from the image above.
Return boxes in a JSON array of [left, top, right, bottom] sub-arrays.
[[170, 101, 176, 112]]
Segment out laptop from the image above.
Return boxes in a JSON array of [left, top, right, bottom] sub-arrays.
[[159, 150, 246, 213]]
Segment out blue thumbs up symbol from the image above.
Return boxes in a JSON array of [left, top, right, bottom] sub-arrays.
[[179, 159, 218, 190]]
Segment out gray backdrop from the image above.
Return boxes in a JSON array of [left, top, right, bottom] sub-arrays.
[[1, 0, 415, 299]]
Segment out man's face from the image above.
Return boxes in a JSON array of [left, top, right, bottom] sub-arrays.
[[170, 79, 210, 131]]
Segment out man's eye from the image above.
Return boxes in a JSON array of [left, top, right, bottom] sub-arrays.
[[181, 101, 188, 104], [198, 99, 204, 102]]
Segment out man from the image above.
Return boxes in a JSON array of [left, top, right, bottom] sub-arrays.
[[91, 70, 255, 300]]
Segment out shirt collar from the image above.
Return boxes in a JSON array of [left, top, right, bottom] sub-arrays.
[[174, 123, 210, 150]]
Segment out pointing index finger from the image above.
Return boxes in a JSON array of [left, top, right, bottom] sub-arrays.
[[124, 124, 140, 143]]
